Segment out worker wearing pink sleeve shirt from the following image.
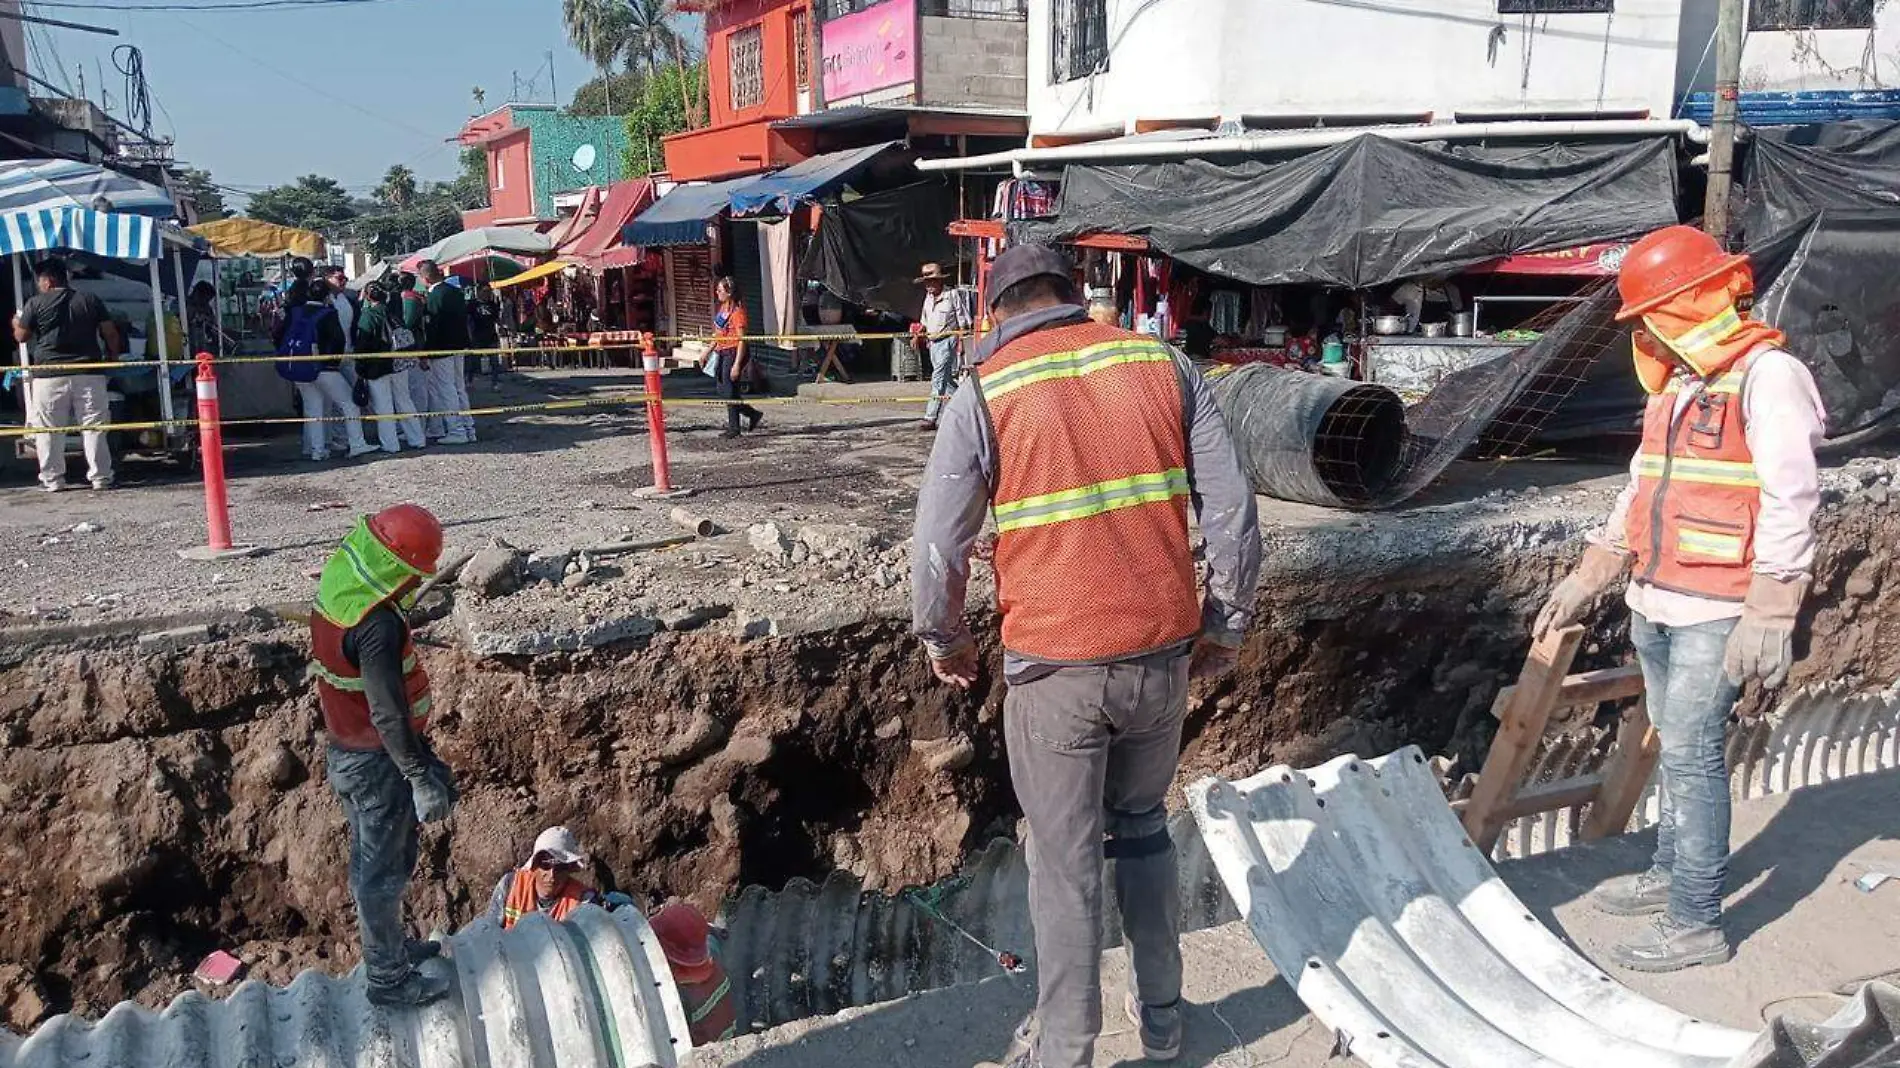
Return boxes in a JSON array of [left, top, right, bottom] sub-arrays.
[[1532, 226, 1826, 974]]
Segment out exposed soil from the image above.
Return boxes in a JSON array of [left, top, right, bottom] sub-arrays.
[[1, 458, 1897, 1031]]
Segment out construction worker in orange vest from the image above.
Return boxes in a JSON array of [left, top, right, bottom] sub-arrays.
[[913, 244, 1262, 1067], [310, 503, 459, 1007], [487, 826, 606, 929], [1535, 225, 1825, 973], [650, 902, 738, 1046]]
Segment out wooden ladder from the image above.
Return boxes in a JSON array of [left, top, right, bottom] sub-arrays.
[[1458, 624, 1659, 854]]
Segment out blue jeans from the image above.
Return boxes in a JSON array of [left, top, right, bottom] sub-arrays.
[[923, 337, 960, 421], [327, 744, 448, 990], [1630, 611, 1741, 929]]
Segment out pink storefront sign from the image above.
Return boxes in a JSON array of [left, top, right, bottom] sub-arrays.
[[821, 0, 917, 100]]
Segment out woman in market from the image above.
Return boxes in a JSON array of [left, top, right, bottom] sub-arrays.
[[354, 282, 425, 453], [712, 276, 763, 440]]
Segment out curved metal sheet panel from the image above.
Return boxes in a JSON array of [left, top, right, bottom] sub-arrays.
[[1189, 746, 1758, 1068], [0, 906, 690, 1068]]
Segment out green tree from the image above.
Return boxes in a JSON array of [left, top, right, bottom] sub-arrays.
[[621, 0, 692, 79], [174, 168, 227, 222], [624, 60, 706, 175], [565, 0, 632, 115], [375, 164, 419, 208], [246, 174, 356, 232], [569, 69, 647, 117]]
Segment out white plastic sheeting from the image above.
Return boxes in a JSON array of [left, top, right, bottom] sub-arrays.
[[1189, 746, 1759, 1068], [0, 907, 692, 1068]]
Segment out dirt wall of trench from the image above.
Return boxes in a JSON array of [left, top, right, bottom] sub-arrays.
[[2, 478, 1897, 1027]]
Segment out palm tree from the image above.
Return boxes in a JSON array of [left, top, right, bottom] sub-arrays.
[[621, 0, 691, 79], [376, 165, 418, 209], [564, 0, 632, 93]]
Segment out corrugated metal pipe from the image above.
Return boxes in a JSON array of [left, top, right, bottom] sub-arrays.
[[913, 119, 1710, 174], [0, 908, 693, 1068], [1210, 364, 1409, 507]]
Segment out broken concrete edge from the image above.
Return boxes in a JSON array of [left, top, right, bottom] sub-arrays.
[[0, 606, 282, 669]]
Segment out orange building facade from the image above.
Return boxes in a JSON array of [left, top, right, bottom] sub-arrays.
[[666, 0, 819, 181]]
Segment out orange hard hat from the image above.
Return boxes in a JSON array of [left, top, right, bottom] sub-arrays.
[[649, 902, 716, 983], [367, 503, 443, 574], [1614, 225, 1749, 321]]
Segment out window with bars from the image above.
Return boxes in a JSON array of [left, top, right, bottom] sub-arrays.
[[729, 24, 765, 110], [792, 9, 811, 89], [1748, 0, 1876, 30], [1497, 0, 1613, 12], [1050, 0, 1107, 83]]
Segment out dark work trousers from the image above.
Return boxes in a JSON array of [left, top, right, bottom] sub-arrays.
[[327, 743, 451, 993], [1004, 647, 1189, 1068], [717, 348, 762, 432]]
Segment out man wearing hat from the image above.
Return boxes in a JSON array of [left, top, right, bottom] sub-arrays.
[[1535, 224, 1825, 972], [912, 261, 972, 431], [650, 902, 738, 1046], [487, 826, 606, 928], [911, 244, 1261, 1067], [309, 503, 459, 1007]]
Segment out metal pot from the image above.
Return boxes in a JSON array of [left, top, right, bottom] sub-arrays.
[[1419, 321, 1450, 338], [1371, 315, 1408, 336], [1450, 311, 1475, 337]]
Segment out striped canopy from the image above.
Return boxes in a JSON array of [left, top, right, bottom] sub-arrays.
[[0, 159, 174, 260]]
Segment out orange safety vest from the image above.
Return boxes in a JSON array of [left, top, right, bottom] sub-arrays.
[[975, 319, 1201, 662], [499, 868, 591, 929], [676, 967, 738, 1046], [308, 613, 432, 751], [1626, 355, 1761, 602]]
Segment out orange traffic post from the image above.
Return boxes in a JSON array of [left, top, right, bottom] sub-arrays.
[[633, 331, 691, 500], [178, 354, 263, 561]]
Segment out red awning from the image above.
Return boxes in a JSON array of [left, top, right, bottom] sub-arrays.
[[565, 178, 657, 267], [548, 185, 604, 250], [1466, 241, 1633, 277]]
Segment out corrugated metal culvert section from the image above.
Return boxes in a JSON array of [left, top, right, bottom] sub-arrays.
[[0, 908, 692, 1068]]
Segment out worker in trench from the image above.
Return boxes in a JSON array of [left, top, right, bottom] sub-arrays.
[[486, 825, 639, 927], [309, 503, 460, 1007], [912, 243, 1262, 1067], [1535, 225, 1825, 973]]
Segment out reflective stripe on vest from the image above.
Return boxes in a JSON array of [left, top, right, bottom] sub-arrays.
[[1626, 360, 1760, 602], [309, 612, 432, 751], [1632, 455, 1760, 487], [1657, 304, 1743, 359], [977, 320, 1201, 663], [307, 652, 419, 692]]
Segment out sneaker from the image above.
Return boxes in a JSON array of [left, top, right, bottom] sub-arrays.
[[1592, 867, 1671, 916], [719, 429, 741, 440], [365, 965, 453, 1008], [89, 477, 114, 491], [745, 410, 763, 432], [1125, 992, 1184, 1061], [38, 481, 66, 493], [347, 444, 379, 459], [1609, 916, 1732, 973], [306, 452, 329, 463], [439, 434, 471, 446]]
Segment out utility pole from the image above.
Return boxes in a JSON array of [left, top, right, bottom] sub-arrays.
[[1701, 0, 1747, 246], [548, 50, 557, 106]]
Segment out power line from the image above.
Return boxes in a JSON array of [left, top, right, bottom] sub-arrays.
[[24, 0, 406, 11]]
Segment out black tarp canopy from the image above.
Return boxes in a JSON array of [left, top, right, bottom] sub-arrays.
[[1012, 135, 1682, 290], [799, 180, 959, 316]]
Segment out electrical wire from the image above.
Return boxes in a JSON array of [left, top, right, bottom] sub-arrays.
[[25, 0, 406, 10], [111, 44, 153, 137]]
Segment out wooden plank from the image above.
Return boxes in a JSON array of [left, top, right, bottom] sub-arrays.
[[1488, 663, 1646, 719], [1582, 695, 1661, 841], [1451, 773, 1605, 821], [1461, 624, 1586, 853]]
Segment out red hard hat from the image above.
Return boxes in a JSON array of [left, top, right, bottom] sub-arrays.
[[1614, 224, 1749, 321], [366, 503, 443, 574], [649, 903, 715, 982]]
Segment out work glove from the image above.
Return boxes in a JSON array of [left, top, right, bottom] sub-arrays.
[[1532, 543, 1631, 638], [1724, 574, 1808, 689], [409, 766, 456, 824]]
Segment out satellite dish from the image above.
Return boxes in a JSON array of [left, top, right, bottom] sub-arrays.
[[572, 144, 597, 172]]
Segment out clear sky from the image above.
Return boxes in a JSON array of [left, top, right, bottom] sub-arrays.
[[29, 0, 613, 205]]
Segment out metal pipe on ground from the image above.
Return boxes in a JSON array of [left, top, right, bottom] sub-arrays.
[[1210, 364, 1408, 507], [670, 507, 716, 537]]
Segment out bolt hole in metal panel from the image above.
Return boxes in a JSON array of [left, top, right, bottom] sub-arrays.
[[0, 907, 692, 1068], [1190, 746, 1756, 1068]]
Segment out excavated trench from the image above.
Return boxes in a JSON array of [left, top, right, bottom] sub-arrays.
[[2, 471, 1899, 1032]]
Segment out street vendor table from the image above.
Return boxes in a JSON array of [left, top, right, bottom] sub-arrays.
[[800, 324, 859, 383], [1363, 336, 1527, 397]]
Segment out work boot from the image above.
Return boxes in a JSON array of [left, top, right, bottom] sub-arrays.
[[366, 965, 453, 1008], [1125, 992, 1184, 1062], [1609, 916, 1731, 973], [405, 937, 443, 964], [1592, 867, 1672, 916]]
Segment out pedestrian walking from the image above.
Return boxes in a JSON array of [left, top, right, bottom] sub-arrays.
[[309, 504, 457, 1007], [911, 244, 1262, 1068], [418, 260, 475, 444], [394, 273, 429, 445], [14, 258, 122, 491], [1538, 225, 1824, 973], [712, 276, 762, 440], [354, 283, 424, 453], [468, 281, 502, 388], [912, 262, 970, 431], [278, 280, 374, 462]]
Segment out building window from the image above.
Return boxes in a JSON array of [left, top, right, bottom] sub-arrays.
[[492, 152, 503, 190], [729, 24, 765, 110], [1050, 0, 1107, 83], [793, 9, 811, 90], [1749, 0, 1875, 30], [1497, 0, 1613, 12]]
